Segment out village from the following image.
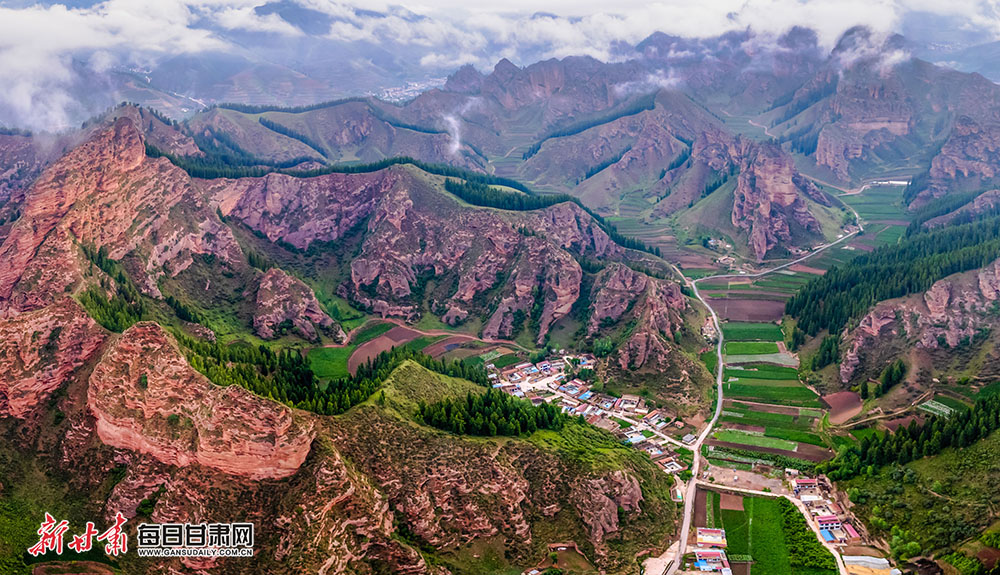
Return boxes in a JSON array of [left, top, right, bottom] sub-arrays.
[[492, 355, 896, 575], [487, 353, 696, 483]]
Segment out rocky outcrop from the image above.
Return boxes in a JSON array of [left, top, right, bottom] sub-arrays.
[[840, 258, 1000, 383], [0, 297, 107, 419], [573, 470, 644, 544], [87, 322, 315, 480], [925, 116, 1000, 199], [588, 263, 686, 357], [731, 141, 825, 261], [0, 115, 243, 313], [210, 164, 634, 344], [253, 268, 345, 342]]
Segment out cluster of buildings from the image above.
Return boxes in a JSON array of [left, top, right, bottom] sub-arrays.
[[791, 477, 862, 545], [692, 528, 732, 573], [485, 353, 692, 477]]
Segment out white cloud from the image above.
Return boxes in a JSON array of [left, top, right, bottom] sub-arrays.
[[1, 0, 999, 130]]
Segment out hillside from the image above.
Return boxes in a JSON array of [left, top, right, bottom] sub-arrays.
[[842, 430, 1000, 570]]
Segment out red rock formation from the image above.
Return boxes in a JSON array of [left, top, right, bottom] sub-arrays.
[[731, 141, 825, 261], [840, 258, 1000, 383], [253, 268, 345, 342], [573, 470, 643, 544], [0, 297, 106, 419], [87, 322, 315, 480]]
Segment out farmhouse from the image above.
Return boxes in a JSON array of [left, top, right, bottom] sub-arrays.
[[694, 549, 729, 572], [843, 523, 861, 543], [816, 515, 842, 530], [696, 528, 727, 548], [792, 478, 819, 494]]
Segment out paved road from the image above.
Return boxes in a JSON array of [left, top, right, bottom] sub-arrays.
[[693, 482, 849, 575], [663, 275, 726, 575], [659, 219, 866, 575]]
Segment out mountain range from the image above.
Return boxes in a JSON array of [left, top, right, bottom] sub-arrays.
[[4, 20, 1000, 575]]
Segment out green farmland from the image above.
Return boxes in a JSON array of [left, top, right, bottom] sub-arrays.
[[725, 341, 780, 355], [710, 493, 838, 575], [722, 322, 784, 342]]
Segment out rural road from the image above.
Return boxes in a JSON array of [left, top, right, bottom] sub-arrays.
[[659, 218, 865, 575], [692, 482, 849, 575]]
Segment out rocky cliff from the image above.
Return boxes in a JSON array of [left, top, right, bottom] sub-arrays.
[[731, 141, 828, 261], [88, 323, 316, 480], [253, 268, 345, 342], [840, 258, 1000, 384]]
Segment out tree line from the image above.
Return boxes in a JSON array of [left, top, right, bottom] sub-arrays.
[[177, 336, 488, 416], [522, 92, 657, 160], [786, 214, 1000, 336], [216, 97, 369, 115], [257, 117, 328, 158], [582, 146, 631, 181], [444, 178, 574, 211], [820, 393, 1000, 480], [78, 244, 146, 332], [416, 388, 565, 436]]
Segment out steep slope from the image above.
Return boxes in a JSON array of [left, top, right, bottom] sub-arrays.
[[839, 258, 1000, 386], [0, 110, 685, 574], [762, 28, 1000, 202]]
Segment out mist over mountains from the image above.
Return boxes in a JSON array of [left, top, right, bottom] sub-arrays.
[[1, 0, 999, 132]]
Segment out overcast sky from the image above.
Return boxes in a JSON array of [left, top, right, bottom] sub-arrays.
[[1, 0, 998, 130]]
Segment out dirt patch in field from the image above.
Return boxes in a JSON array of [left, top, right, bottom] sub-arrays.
[[694, 489, 708, 529], [847, 241, 875, 252], [824, 391, 863, 424], [728, 562, 751, 575], [705, 291, 792, 300], [795, 442, 834, 461], [720, 492, 744, 511], [712, 299, 786, 322], [707, 440, 831, 462], [348, 326, 420, 374], [977, 547, 1000, 569], [789, 263, 826, 275]]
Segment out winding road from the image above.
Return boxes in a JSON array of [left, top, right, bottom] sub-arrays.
[[661, 219, 863, 575]]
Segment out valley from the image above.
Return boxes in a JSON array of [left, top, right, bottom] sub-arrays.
[[4, 14, 1000, 575]]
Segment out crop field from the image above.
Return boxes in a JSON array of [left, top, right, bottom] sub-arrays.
[[725, 341, 780, 355], [710, 493, 838, 575], [725, 352, 798, 367], [723, 382, 823, 407], [841, 185, 909, 222], [713, 429, 799, 451], [725, 364, 800, 380], [722, 322, 784, 341], [490, 353, 522, 369], [721, 403, 817, 428]]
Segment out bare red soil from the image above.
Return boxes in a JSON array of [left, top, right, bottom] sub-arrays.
[[823, 391, 863, 424]]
